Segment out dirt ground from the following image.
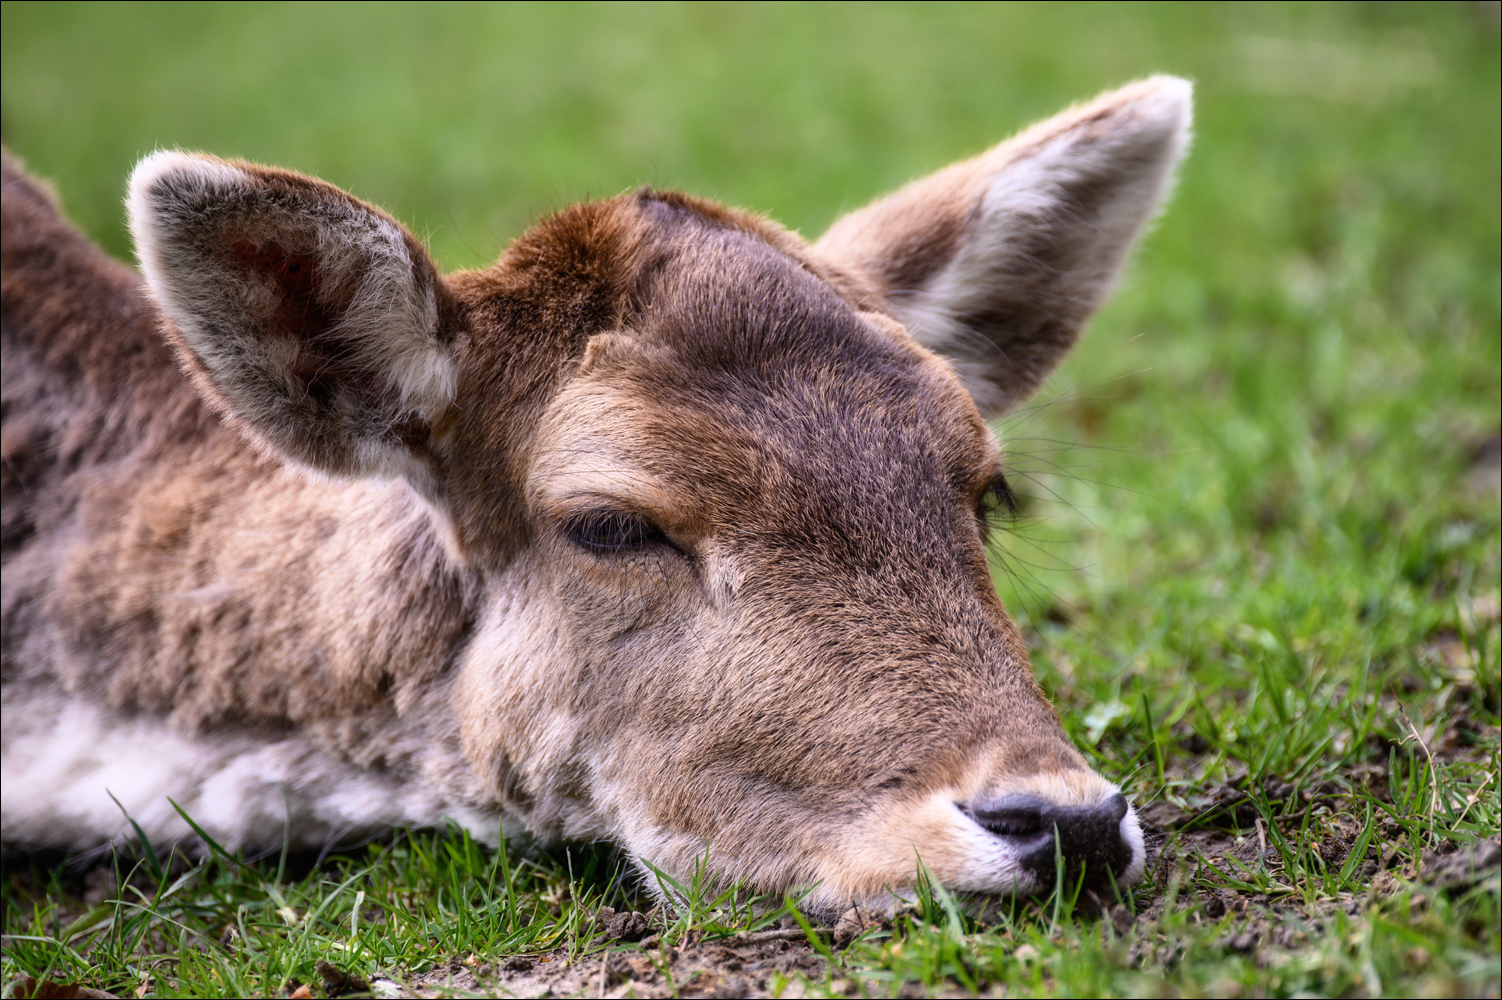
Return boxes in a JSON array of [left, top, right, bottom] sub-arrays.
[[382, 836, 1499, 999], [397, 925, 832, 999]]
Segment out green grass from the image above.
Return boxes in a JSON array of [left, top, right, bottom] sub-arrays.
[[2, 827, 618, 998], [3, 2, 1498, 997]]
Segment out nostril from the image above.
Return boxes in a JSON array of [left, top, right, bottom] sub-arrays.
[[968, 795, 1049, 837], [965, 791, 1135, 892]]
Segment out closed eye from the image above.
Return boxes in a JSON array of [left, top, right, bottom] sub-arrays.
[[976, 472, 1019, 539], [563, 509, 672, 554]]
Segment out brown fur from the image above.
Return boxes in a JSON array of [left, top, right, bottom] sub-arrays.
[[1, 79, 1191, 908]]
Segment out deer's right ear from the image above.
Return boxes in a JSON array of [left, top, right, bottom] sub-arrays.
[[814, 77, 1192, 419], [129, 152, 459, 494]]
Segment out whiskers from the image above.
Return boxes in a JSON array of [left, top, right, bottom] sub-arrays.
[[983, 369, 1162, 637]]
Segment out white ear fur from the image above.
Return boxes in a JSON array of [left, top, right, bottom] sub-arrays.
[[816, 77, 1193, 418], [129, 151, 456, 489]]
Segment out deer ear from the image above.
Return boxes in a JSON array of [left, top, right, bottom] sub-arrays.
[[814, 76, 1192, 419], [128, 151, 458, 492]]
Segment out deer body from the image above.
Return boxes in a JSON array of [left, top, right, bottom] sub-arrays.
[[1, 79, 1190, 911]]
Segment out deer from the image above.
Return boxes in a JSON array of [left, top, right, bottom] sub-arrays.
[[1, 77, 1191, 915]]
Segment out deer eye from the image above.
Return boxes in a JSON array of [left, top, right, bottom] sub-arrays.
[[976, 472, 1019, 532], [564, 510, 668, 553]]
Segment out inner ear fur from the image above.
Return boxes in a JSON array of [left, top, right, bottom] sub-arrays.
[[814, 76, 1193, 418], [128, 151, 459, 492]]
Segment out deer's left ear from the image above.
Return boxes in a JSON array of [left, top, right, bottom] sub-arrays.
[[814, 76, 1192, 419]]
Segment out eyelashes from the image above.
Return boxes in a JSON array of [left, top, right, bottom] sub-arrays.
[[976, 472, 1019, 532], [563, 509, 670, 553]]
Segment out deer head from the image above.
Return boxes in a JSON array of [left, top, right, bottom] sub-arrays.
[[127, 77, 1191, 911]]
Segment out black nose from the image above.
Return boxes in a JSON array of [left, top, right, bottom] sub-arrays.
[[966, 792, 1132, 894]]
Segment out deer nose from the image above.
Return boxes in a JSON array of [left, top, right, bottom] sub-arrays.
[[966, 792, 1133, 894]]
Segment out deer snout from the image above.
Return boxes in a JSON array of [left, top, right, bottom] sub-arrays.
[[964, 791, 1137, 895]]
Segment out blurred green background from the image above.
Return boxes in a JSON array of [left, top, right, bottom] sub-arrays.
[[3, 0, 1499, 749], [3, 3, 1494, 268]]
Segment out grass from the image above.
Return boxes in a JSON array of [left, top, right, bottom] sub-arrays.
[[3, 1, 1499, 997], [3, 828, 610, 998]]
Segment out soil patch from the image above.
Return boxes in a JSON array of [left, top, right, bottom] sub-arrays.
[[395, 927, 826, 999]]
